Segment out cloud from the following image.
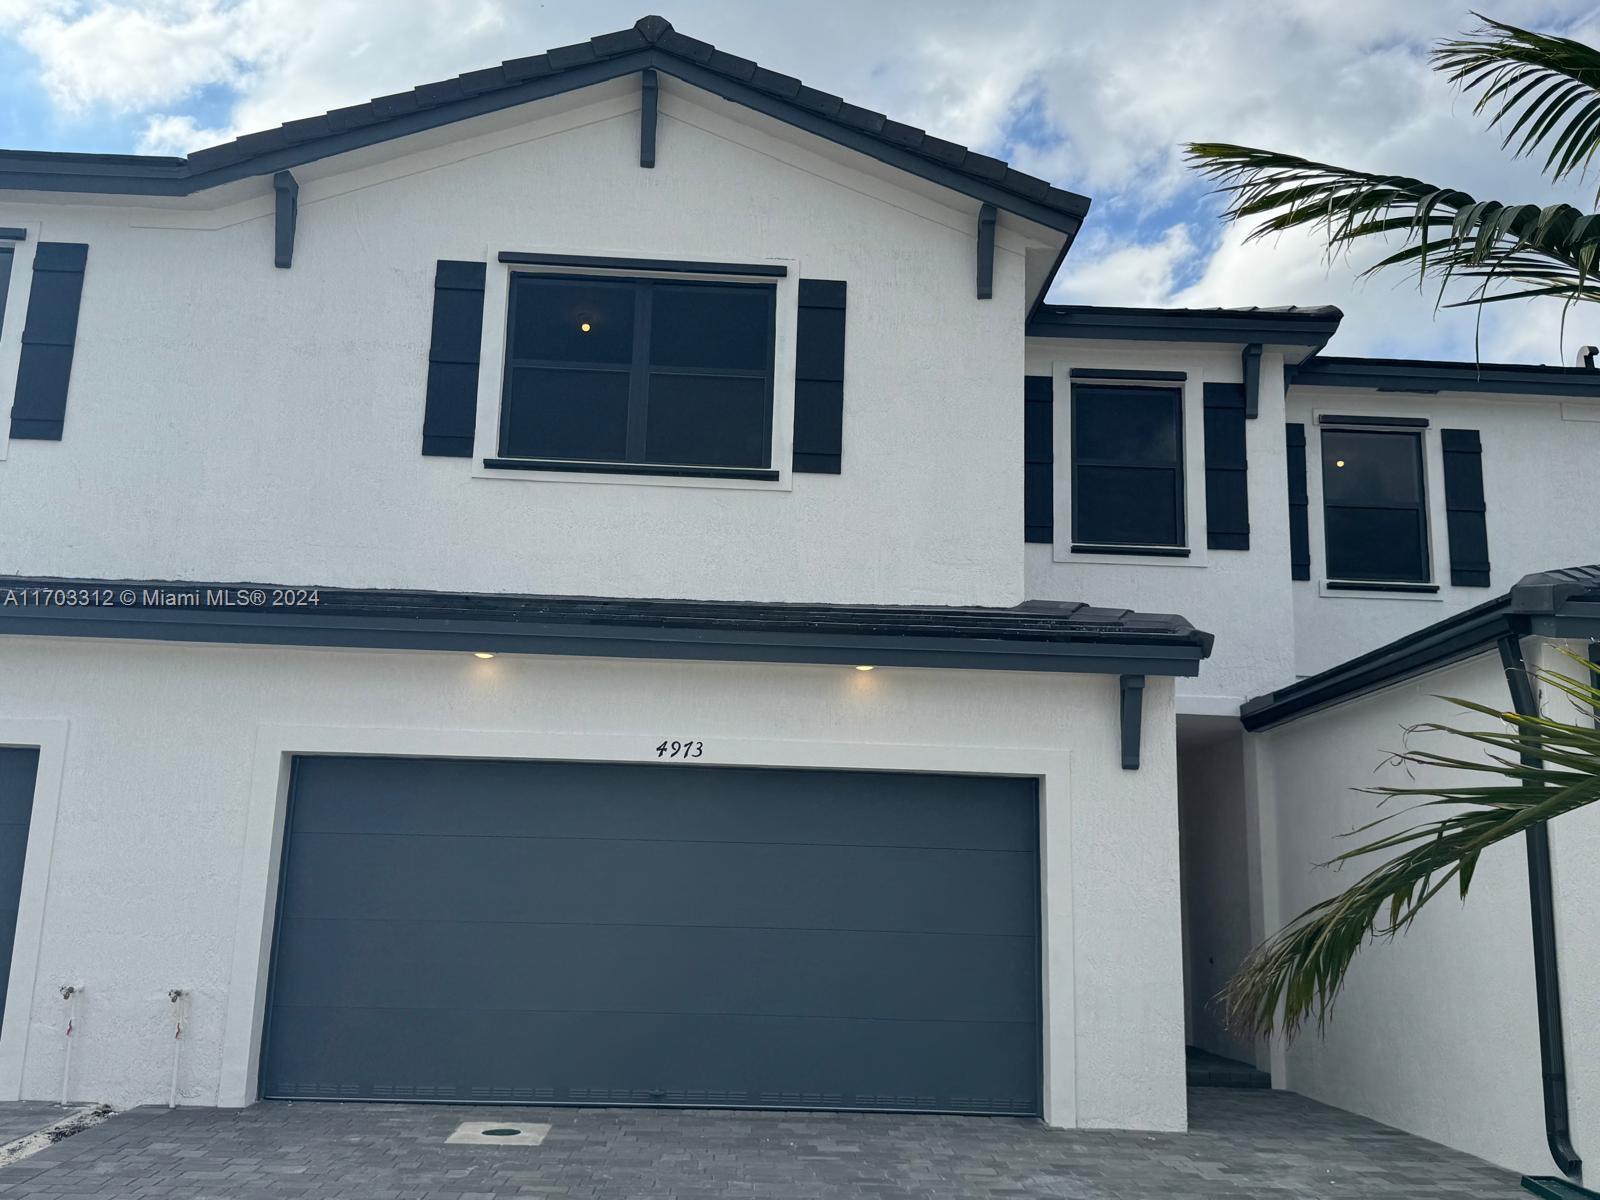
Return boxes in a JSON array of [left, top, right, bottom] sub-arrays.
[[135, 111, 230, 155], [1051, 225, 1200, 308], [5, 0, 1600, 360]]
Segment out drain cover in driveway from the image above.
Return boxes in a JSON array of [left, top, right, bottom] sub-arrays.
[[446, 1121, 551, 1146]]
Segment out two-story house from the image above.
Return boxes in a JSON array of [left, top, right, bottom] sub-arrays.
[[0, 14, 1596, 1183]]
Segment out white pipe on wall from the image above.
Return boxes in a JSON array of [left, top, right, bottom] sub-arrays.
[[167, 990, 186, 1108], [58, 985, 81, 1106]]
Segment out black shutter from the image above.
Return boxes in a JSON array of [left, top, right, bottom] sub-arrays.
[[793, 279, 846, 473], [421, 260, 487, 457], [10, 242, 88, 441], [1286, 422, 1310, 580], [1441, 428, 1490, 586], [1203, 382, 1249, 549], [1024, 375, 1053, 543]]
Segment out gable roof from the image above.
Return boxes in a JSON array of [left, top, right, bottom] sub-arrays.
[[0, 15, 1090, 238]]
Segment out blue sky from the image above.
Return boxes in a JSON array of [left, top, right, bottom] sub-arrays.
[[3, 0, 1599, 362]]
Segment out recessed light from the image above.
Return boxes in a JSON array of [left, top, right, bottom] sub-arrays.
[[579, 321, 592, 332], [855, 664, 875, 672], [474, 651, 496, 660], [1335, 459, 1346, 467]]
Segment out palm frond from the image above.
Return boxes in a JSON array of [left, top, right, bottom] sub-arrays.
[[1434, 15, 1600, 201], [1184, 143, 1600, 306], [1223, 659, 1600, 1041]]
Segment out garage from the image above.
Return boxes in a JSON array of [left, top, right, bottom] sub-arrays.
[[260, 755, 1041, 1114], [0, 749, 38, 1040]]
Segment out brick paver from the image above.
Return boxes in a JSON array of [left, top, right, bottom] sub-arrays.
[[0, 1088, 1524, 1198]]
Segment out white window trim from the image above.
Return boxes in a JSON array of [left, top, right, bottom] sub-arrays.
[[0, 222, 42, 464], [1307, 405, 1447, 599], [468, 249, 800, 492], [1051, 363, 1210, 568]]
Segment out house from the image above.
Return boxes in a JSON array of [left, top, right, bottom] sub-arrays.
[[0, 13, 1595, 1182]]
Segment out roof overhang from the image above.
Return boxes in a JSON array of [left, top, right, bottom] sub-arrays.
[[1026, 304, 1343, 360], [0, 17, 1089, 242], [0, 577, 1212, 677], [1241, 565, 1600, 731], [1287, 355, 1600, 398]]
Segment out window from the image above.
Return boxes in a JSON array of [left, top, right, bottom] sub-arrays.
[[497, 272, 777, 475], [1320, 425, 1430, 584], [1071, 383, 1185, 551]]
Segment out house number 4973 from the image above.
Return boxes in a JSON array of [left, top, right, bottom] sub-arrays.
[[655, 740, 704, 759]]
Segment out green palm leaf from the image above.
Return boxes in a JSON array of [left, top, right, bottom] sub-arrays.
[[1186, 15, 1600, 313], [1434, 15, 1600, 199], [1224, 658, 1600, 1040]]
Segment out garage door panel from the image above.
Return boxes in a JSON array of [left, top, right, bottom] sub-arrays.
[[291, 757, 1036, 852], [263, 757, 1040, 1115], [263, 1006, 1039, 1113], [0, 749, 37, 1040], [281, 834, 1034, 936], [269, 916, 1038, 1023]]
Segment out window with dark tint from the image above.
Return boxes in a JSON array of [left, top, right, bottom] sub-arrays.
[[0, 247, 12, 339], [1320, 427, 1430, 583], [499, 273, 776, 470], [1071, 384, 1185, 548]]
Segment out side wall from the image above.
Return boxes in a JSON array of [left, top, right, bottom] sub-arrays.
[[1289, 387, 1600, 677], [1253, 647, 1600, 1175], [0, 82, 1029, 608], [1025, 338, 1295, 708], [0, 636, 1188, 1132]]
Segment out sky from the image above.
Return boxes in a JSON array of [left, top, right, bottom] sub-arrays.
[[3, 0, 1600, 364]]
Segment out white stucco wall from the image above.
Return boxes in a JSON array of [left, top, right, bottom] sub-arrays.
[[0, 634, 1187, 1131], [1024, 339, 1295, 708], [0, 79, 1039, 609], [1251, 645, 1600, 1175], [1288, 387, 1600, 677]]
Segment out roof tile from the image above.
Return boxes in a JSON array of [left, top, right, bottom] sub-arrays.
[[792, 84, 844, 116], [707, 49, 758, 81], [546, 40, 599, 69], [658, 29, 715, 63], [749, 67, 802, 98], [501, 53, 553, 82], [589, 28, 648, 56]]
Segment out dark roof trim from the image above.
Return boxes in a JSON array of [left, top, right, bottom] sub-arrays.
[[0, 16, 1089, 237], [1289, 355, 1600, 398], [1027, 304, 1343, 347], [1241, 564, 1600, 730], [0, 577, 1212, 677], [498, 251, 785, 276]]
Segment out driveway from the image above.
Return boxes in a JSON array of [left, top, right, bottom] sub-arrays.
[[0, 1088, 1523, 1198]]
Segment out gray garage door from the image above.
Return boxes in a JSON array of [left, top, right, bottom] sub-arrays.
[[261, 756, 1040, 1114], [0, 748, 39, 1040]]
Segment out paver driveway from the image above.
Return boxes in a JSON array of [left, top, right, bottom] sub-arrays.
[[0, 1088, 1524, 1198]]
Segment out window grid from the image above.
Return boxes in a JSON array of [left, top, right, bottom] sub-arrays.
[[1069, 382, 1186, 552], [498, 271, 777, 472], [1319, 424, 1431, 585]]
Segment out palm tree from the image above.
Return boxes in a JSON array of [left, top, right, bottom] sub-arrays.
[[1187, 16, 1600, 322], [1183, 14, 1600, 1040]]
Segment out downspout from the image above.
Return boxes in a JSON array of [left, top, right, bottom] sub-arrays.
[[1497, 632, 1584, 1183]]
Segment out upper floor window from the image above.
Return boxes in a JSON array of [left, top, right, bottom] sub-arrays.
[[1320, 423, 1430, 584], [1071, 383, 1185, 552], [498, 272, 776, 474]]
